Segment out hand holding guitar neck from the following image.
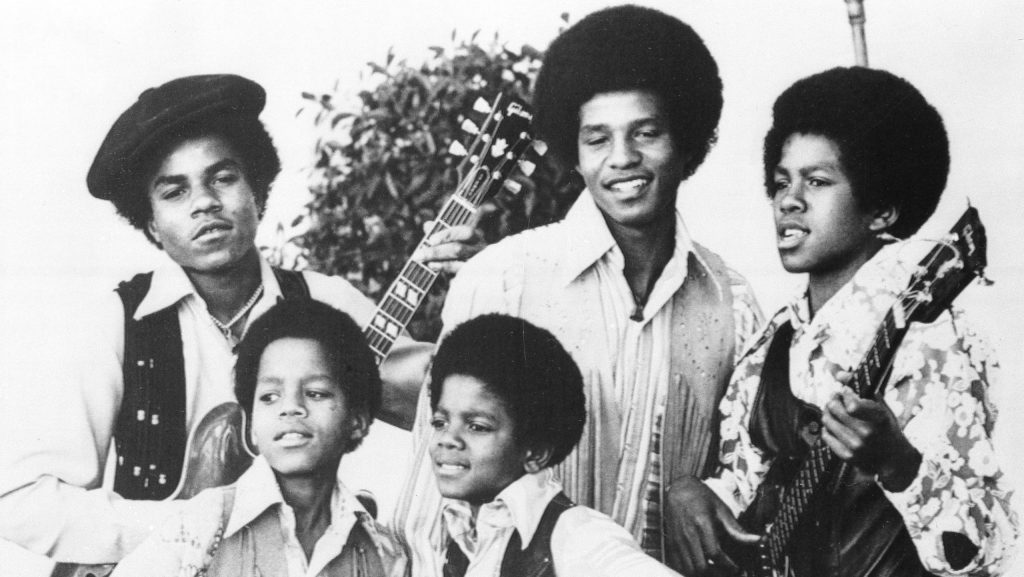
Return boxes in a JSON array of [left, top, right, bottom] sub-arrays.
[[820, 387, 922, 492], [413, 220, 487, 275]]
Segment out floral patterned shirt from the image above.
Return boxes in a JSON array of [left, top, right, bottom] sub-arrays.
[[704, 243, 1018, 576]]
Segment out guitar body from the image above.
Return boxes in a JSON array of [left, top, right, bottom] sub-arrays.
[[171, 402, 254, 500], [51, 402, 255, 577]]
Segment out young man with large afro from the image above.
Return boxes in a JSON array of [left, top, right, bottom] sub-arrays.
[[395, 5, 762, 573], [669, 66, 1017, 577]]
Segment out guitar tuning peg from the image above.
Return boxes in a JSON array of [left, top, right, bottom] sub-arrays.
[[461, 118, 479, 135], [518, 159, 536, 177], [532, 140, 549, 156], [448, 140, 468, 157], [473, 97, 492, 114], [503, 179, 523, 195]]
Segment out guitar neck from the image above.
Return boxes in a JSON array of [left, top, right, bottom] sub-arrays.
[[360, 95, 536, 366], [362, 192, 481, 365]]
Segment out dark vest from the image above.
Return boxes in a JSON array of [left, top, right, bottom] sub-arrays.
[[112, 268, 309, 500], [743, 322, 933, 577], [444, 492, 574, 577]]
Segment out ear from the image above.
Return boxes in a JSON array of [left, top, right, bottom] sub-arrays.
[[868, 204, 899, 234], [348, 411, 370, 442], [146, 218, 164, 246], [522, 445, 554, 475]]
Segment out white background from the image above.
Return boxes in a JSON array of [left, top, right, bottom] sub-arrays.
[[1, 0, 1022, 573]]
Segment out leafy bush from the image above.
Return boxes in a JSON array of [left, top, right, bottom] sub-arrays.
[[294, 30, 579, 340]]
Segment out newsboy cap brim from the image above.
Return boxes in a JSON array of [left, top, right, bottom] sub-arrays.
[[86, 74, 266, 200]]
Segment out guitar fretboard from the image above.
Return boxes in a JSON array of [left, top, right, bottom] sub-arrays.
[[761, 310, 907, 569], [363, 196, 481, 365]]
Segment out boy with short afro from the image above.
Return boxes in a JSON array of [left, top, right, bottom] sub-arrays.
[[424, 314, 680, 577], [114, 299, 407, 576]]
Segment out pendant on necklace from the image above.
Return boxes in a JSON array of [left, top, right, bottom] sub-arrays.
[[208, 284, 264, 346]]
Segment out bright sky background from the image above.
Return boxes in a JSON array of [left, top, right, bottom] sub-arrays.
[[2, 1, 1022, 573]]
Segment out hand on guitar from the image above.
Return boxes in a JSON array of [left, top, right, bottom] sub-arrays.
[[821, 385, 923, 492], [665, 476, 761, 576], [413, 221, 487, 275]]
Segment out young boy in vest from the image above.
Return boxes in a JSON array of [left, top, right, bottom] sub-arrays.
[[668, 67, 1018, 576], [423, 313, 680, 577], [113, 298, 407, 576]]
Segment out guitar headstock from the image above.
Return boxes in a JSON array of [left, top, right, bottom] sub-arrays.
[[901, 206, 988, 324], [449, 94, 542, 208]]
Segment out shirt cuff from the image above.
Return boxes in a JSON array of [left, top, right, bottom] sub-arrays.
[[703, 477, 744, 518]]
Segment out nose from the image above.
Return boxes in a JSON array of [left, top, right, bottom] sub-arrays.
[[279, 390, 307, 418], [190, 184, 223, 217], [433, 425, 463, 450], [607, 135, 641, 168], [775, 181, 806, 214]]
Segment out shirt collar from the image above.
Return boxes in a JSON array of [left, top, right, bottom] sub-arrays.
[[557, 188, 696, 287], [133, 255, 282, 320], [784, 242, 916, 345], [441, 468, 563, 551], [222, 455, 372, 542]]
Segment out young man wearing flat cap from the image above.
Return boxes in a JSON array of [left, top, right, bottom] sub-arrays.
[[395, 6, 762, 575], [0, 74, 480, 570]]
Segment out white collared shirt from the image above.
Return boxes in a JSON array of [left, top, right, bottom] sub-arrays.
[[223, 456, 389, 577], [435, 470, 680, 577], [112, 455, 407, 577]]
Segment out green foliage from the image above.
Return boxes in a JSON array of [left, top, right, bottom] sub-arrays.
[[296, 32, 579, 340]]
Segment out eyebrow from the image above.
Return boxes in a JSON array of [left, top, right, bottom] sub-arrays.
[[774, 162, 842, 175], [458, 409, 500, 422], [256, 373, 337, 386], [150, 173, 187, 190], [579, 116, 663, 134]]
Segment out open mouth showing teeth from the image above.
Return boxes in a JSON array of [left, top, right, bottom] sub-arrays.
[[778, 228, 808, 249], [195, 223, 231, 239], [608, 178, 649, 192], [436, 463, 468, 472], [276, 431, 311, 441]]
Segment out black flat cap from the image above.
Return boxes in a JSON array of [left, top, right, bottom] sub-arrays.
[[87, 74, 266, 200]]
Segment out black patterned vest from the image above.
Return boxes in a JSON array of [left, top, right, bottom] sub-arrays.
[[112, 268, 309, 500], [444, 492, 574, 577]]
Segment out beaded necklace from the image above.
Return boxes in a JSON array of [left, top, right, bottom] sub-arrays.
[[209, 284, 264, 344]]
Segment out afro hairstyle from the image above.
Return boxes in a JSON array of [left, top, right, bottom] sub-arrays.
[[117, 113, 281, 245], [234, 298, 381, 445], [533, 4, 723, 179], [763, 66, 949, 238], [429, 314, 586, 469]]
